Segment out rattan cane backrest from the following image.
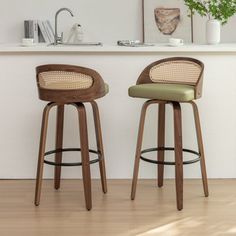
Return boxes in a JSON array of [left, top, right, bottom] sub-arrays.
[[137, 57, 204, 99], [38, 71, 93, 90], [36, 64, 106, 103], [150, 60, 202, 85]]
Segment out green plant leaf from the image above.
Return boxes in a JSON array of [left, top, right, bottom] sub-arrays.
[[183, 0, 236, 24]]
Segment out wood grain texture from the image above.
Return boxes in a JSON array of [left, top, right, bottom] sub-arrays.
[[157, 103, 166, 187], [91, 101, 107, 193], [36, 102, 107, 210], [173, 102, 183, 211], [76, 103, 92, 210], [130, 100, 208, 211], [54, 105, 65, 190], [191, 101, 209, 197], [131, 100, 156, 200], [0, 179, 235, 236], [35, 102, 56, 206]]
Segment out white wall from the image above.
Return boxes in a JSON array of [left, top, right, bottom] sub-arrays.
[[0, 0, 235, 44], [0, 0, 142, 44]]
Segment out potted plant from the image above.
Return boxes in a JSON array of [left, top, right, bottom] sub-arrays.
[[184, 0, 236, 44]]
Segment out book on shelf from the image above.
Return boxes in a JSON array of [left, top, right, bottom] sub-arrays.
[[24, 20, 38, 43], [42, 20, 54, 43], [37, 20, 50, 43], [46, 20, 55, 43], [24, 20, 54, 44]]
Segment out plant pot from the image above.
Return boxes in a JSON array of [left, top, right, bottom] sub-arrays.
[[206, 19, 221, 44]]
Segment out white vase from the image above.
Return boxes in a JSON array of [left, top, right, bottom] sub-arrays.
[[206, 19, 221, 44]]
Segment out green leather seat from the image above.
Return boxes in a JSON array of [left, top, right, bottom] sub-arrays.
[[128, 83, 195, 102], [105, 83, 109, 94]]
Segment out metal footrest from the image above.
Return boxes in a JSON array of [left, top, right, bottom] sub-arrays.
[[140, 147, 201, 166], [44, 148, 100, 167]]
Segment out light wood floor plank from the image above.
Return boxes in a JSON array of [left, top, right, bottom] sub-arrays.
[[0, 179, 235, 236]]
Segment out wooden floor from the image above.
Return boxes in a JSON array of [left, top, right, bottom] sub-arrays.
[[0, 179, 235, 236]]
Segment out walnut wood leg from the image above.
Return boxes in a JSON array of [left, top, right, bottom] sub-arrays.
[[157, 103, 166, 187], [191, 101, 209, 197], [173, 102, 183, 211], [54, 105, 64, 190], [91, 101, 107, 194], [35, 102, 55, 206], [131, 100, 152, 200], [76, 103, 92, 211]]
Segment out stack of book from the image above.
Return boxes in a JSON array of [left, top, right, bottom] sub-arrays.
[[24, 20, 54, 44]]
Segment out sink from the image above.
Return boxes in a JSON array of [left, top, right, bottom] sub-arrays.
[[49, 42, 103, 46]]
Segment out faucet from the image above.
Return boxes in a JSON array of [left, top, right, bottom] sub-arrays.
[[54, 8, 74, 45]]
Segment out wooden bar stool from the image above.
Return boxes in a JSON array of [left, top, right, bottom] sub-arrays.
[[129, 57, 209, 210], [34, 64, 108, 210]]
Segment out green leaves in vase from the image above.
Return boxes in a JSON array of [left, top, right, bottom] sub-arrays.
[[183, 0, 236, 24]]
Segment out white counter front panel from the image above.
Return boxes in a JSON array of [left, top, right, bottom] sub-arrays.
[[0, 50, 236, 179]]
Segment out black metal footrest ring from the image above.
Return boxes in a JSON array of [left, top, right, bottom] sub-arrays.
[[140, 147, 201, 166], [44, 148, 100, 167]]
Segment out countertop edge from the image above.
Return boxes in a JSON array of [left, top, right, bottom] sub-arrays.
[[1, 43, 236, 53]]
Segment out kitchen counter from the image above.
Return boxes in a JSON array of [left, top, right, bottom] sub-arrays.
[[0, 43, 236, 179], [1, 43, 236, 53]]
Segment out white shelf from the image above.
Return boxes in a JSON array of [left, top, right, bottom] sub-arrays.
[[0, 43, 236, 53]]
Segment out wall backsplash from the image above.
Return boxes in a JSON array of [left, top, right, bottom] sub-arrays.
[[0, 0, 235, 44]]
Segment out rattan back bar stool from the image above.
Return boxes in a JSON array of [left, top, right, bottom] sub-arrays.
[[129, 57, 209, 210], [34, 64, 108, 210]]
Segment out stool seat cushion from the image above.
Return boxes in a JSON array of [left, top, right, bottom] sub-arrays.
[[128, 83, 195, 102], [104, 83, 109, 94]]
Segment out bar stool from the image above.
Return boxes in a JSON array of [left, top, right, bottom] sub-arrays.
[[129, 57, 209, 210], [34, 64, 108, 210]]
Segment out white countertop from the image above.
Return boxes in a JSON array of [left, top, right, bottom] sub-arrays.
[[0, 43, 236, 53]]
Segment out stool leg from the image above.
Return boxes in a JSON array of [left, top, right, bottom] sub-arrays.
[[191, 102, 209, 197], [91, 101, 107, 194], [76, 103, 92, 211], [131, 101, 150, 200], [173, 102, 183, 211], [54, 105, 64, 190], [35, 102, 54, 206], [157, 103, 166, 187]]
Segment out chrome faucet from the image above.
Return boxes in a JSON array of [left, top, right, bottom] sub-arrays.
[[54, 8, 74, 45]]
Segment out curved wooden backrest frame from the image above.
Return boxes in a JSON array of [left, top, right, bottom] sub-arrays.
[[136, 57, 204, 99], [36, 64, 106, 103]]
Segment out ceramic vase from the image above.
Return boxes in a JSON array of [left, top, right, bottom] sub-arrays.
[[206, 19, 221, 44]]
